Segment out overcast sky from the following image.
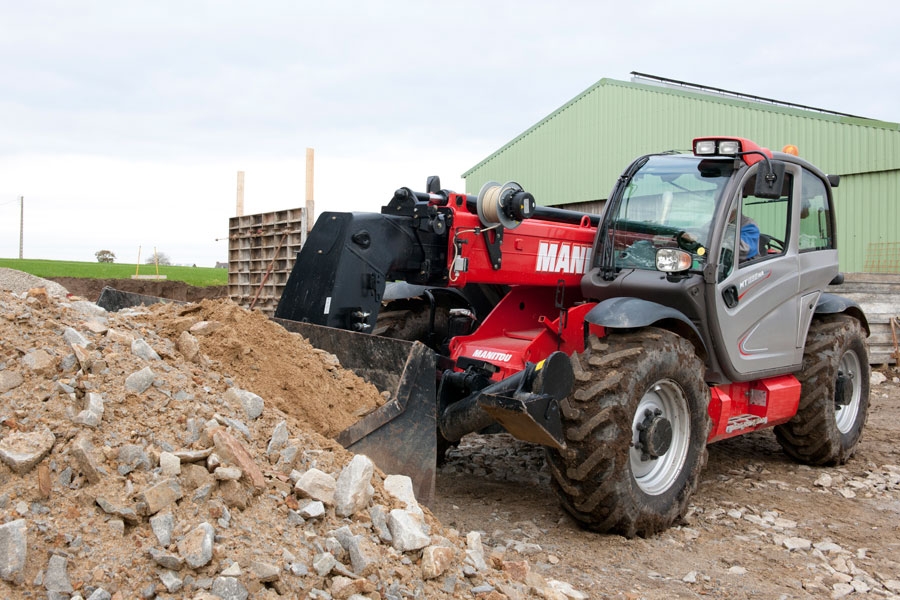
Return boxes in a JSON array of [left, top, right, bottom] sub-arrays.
[[1, 1, 898, 267]]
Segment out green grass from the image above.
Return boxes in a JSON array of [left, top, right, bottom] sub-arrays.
[[0, 258, 227, 287]]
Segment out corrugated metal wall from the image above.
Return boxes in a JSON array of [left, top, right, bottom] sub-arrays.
[[462, 78, 900, 272]]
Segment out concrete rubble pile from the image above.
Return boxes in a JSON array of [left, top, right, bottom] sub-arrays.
[[0, 273, 587, 600]]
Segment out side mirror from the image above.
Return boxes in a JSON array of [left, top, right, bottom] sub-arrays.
[[754, 160, 787, 199], [426, 176, 441, 194], [827, 174, 840, 188]]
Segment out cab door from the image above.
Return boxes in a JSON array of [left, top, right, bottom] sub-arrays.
[[709, 163, 805, 379]]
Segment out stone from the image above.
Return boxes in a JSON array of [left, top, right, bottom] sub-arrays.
[[0, 519, 27, 584], [465, 531, 488, 572], [547, 580, 589, 600], [387, 509, 430, 552], [250, 560, 280, 583], [267, 420, 289, 456], [421, 545, 454, 579], [136, 478, 183, 515], [73, 392, 104, 427], [212, 428, 265, 490], [295, 468, 336, 504], [177, 331, 201, 363], [44, 554, 73, 593], [95, 497, 140, 525], [299, 500, 325, 519], [71, 434, 103, 484], [63, 326, 89, 348], [150, 548, 185, 570], [86, 588, 112, 600], [159, 569, 183, 593], [212, 576, 248, 600], [369, 505, 392, 543], [125, 366, 156, 394], [502, 559, 530, 582], [225, 387, 264, 420], [331, 576, 375, 599], [221, 562, 242, 576], [189, 320, 221, 336], [334, 527, 379, 576], [178, 522, 215, 568], [131, 338, 161, 361], [783, 537, 812, 551], [0, 370, 23, 393], [312, 552, 337, 576], [0, 426, 55, 474], [214, 466, 243, 480], [117, 444, 150, 475], [218, 479, 251, 510], [150, 512, 175, 546], [159, 451, 181, 476], [21, 349, 56, 375], [334, 454, 374, 517]]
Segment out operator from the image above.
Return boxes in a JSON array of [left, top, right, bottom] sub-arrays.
[[737, 212, 760, 261]]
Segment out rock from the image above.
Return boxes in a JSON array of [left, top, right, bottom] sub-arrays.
[[221, 562, 242, 576], [547, 580, 589, 599], [149, 547, 184, 570], [250, 560, 280, 582], [388, 509, 430, 552], [299, 500, 325, 519], [728, 565, 748, 575], [136, 478, 183, 515], [0, 426, 55, 474], [214, 466, 243, 481], [44, 554, 73, 593], [313, 552, 337, 576], [150, 512, 175, 546], [683, 571, 698, 583], [124, 366, 156, 394], [117, 444, 151, 475], [295, 468, 337, 505], [159, 451, 181, 476], [212, 428, 265, 490], [73, 392, 104, 427], [384, 474, 422, 519], [178, 522, 215, 568], [422, 545, 454, 579], [266, 420, 288, 456], [225, 387, 264, 420], [331, 575, 375, 599], [176, 330, 201, 363], [871, 371, 887, 385], [132, 338, 161, 361], [159, 569, 183, 593], [783, 537, 812, 551], [21, 348, 56, 375], [815, 473, 833, 488], [86, 588, 112, 600], [465, 531, 488, 572], [334, 454, 374, 517], [95, 497, 140, 525], [369, 505, 392, 543], [71, 434, 103, 484], [0, 370, 23, 393], [0, 519, 27, 584], [831, 582, 854, 598], [63, 326, 89, 348], [189, 320, 221, 336]]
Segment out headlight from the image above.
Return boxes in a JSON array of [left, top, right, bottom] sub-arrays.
[[656, 248, 693, 272], [694, 140, 716, 155]]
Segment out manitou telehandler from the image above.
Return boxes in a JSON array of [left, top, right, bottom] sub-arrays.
[[273, 137, 870, 537]]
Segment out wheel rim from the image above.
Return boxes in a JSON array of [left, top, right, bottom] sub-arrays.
[[630, 379, 691, 495], [835, 349, 862, 434]]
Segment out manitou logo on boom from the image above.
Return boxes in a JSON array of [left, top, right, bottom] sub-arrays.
[[472, 349, 513, 362], [535, 241, 593, 274]]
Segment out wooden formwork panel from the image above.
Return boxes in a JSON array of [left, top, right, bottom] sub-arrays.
[[227, 208, 306, 315], [828, 273, 900, 365]]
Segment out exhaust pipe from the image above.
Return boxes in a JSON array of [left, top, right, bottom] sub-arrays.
[[438, 351, 573, 450]]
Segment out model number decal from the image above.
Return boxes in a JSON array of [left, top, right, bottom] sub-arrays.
[[536, 242, 593, 274]]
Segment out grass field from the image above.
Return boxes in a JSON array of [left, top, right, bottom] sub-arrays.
[[0, 258, 227, 287]]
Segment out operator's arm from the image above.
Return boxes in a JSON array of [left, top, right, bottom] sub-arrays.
[[739, 220, 760, 261]]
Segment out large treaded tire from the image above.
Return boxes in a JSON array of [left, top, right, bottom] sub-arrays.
[[546, 329, 710, 538], [774, 315, 869, 465]]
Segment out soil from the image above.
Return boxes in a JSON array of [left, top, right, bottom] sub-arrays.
[[2, 275, 898, 599], [47, 277, 227, 304]]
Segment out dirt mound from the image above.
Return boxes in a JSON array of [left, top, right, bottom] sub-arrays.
[[0, 285, 580, 599], [47, 277, 227, 303]]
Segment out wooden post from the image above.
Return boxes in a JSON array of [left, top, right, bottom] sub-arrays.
[[305, 148, 314, 232], [236, 171, 245, 217], [18, 196, 23, 259]]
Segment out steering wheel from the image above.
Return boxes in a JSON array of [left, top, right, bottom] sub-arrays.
[[763, 236, 785, 254]]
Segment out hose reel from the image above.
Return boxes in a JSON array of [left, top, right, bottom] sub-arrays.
[[476, 181, 536, 229]]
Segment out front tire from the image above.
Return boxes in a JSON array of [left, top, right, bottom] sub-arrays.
[[546, 329, 710, 537], [774, 315, 869, 465]]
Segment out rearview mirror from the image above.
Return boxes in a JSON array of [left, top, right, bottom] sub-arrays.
[[754, 160, 786, 199]]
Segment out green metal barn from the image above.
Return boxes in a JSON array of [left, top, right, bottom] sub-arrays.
[[462, 73, 900, 275]]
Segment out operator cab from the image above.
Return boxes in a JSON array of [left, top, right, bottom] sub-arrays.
[[583, 137, 840, 383]]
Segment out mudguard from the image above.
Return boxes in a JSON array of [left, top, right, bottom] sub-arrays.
[[815, 292, 871, 336], [584, 296, 707, 354]]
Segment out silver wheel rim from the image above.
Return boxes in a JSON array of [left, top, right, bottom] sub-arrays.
[[630, 379, 691, 495], [835, 350, 862, 434]]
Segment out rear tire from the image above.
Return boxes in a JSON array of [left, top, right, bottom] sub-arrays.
[[546, 329, 710, 537], [774, 315, 869, 465]]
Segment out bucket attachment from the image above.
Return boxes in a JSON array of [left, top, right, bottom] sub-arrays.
[[97, 286, 181, 312], [275, 319, 437, 505]]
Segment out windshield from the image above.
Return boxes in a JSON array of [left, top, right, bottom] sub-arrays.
[[609, 154, 734, 271]]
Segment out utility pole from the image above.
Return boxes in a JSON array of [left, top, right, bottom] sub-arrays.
[[18, 196, 23, 259]]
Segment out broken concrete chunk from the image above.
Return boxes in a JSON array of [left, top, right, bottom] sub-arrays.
[[0, 426, 55, 475], [335, 454, 374, 517], [294, 468, 336, 505]]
